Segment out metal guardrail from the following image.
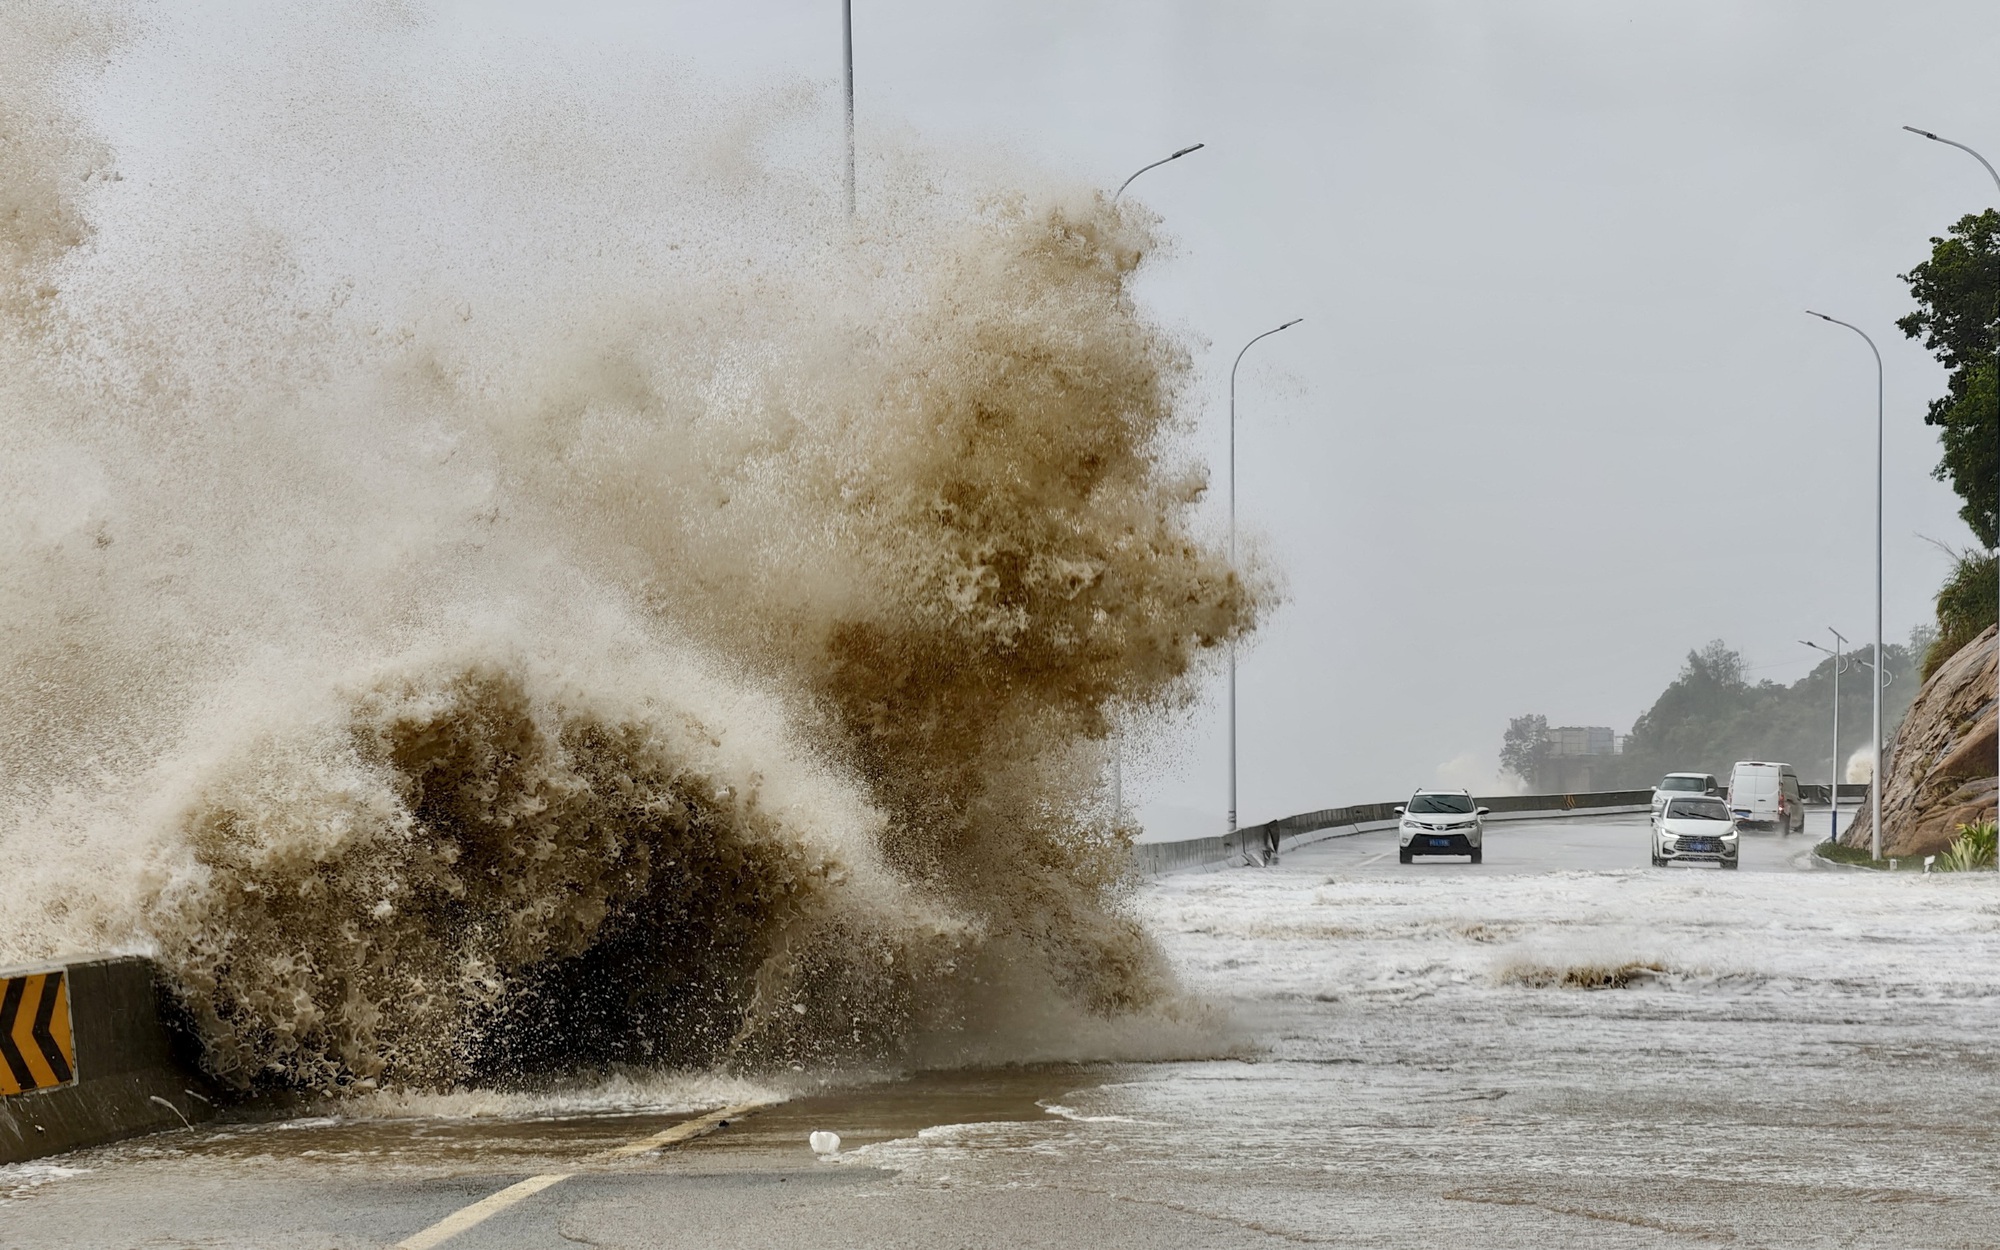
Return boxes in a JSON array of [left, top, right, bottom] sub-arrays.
[[1131, 782, 1871, 877], [1132, 789, 1658, 877], [1800, 783, 1869, 805], [1129, 832, 1248, 876]]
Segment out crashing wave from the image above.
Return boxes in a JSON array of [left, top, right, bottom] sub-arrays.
[[0, 0, 1265, 1092]]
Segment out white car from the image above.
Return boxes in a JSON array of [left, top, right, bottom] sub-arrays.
[[1650, 772, 1721, 820], [1397, 789, 1487, 864], [1652, 794, 1740, 869]]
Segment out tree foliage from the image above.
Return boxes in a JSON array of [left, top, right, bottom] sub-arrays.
[[1499, 713, 1550, 784], [1923, 543, 1996, 680], [1898, 209, 2000, 549], [1614, 638, 1923, 785], [1504, 636, 1925, 791]]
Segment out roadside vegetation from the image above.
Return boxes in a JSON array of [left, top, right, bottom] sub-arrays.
[[1916, 540, 1996, 682], [1812, 822, 1997, 871], [1814, 841, 1927, 870], [1936, 820, 1998, 871], [1900, 211, 2000, 677]]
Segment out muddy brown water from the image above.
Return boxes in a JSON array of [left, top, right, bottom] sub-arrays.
[[150, 1065, 1103, 1173]]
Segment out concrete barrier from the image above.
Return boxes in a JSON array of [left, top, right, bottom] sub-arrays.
[[0, 955, 214, 1165], [1134, 789, 1656, 876]]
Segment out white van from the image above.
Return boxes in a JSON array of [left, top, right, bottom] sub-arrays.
[[1727, 761, 1803, 835]]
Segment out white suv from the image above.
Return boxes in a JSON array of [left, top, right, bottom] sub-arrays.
[[1397, 789, 1487, 864]]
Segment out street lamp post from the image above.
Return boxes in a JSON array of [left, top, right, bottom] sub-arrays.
[[1904, 125, 2000, 850], [842, 0, 855, 218], [1807, 311, 1885, 860], [1802, 628, 1850, 841], [1228, 318, 1303, 863], [1113, 144, 1205, 204], [1105, 143, 1203, 831]]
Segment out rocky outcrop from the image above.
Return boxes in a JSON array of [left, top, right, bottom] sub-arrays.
[[1844, 625, 1998, 856]]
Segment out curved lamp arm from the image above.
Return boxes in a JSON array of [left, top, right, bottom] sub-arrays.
[[1904, 126, 2000, 195], [1114, 144, 1205, 203]]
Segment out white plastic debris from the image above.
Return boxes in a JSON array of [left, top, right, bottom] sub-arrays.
[[809, 1130, 841, 1155]]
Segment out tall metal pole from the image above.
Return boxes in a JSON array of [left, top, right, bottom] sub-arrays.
[[1113, 144, 1205, 204], [1100, 145, 1207, 831], [1905, 126, 2000, 850], [842, 0, 855, 219], [1227, 318, 1302, 857], [1112, 744, 1128, 824], [1104, 143, 1203, 828], [1804, 629, 1849, 841], [1808, 311, 1885, 860], [1831, 628, 1845, 841]]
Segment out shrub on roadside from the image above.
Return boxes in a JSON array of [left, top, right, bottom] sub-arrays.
[[1935, 820, 1998, 871], [1922, 548, 1996, 681]]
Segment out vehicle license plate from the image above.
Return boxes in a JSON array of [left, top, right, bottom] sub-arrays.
[[1686, 839, 1714, 852], [1429, 838, 1452, 847]]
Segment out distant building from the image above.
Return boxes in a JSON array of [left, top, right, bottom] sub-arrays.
[[1540, 725, 1620, 793]]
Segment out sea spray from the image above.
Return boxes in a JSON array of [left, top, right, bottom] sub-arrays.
[[143, 649, 963, 1089], [0, 1, 1268, 1092]]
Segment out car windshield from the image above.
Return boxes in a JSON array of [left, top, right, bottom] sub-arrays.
[[1409, 793, 1474, 814], [1668, 798, 1730, 821], [1660, 776, 1705, 791]]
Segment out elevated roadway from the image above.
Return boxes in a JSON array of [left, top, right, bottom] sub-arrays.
[[3, 814, 1995, 1249], [1294, 808, 1842, 874]]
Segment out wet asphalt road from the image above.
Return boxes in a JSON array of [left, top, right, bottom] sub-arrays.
[[1295, 806, 1842, 875], [4, 809, 1997, 1249]]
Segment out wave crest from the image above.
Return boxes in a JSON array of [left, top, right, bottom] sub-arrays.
[[0, 4, 1264, 1093]]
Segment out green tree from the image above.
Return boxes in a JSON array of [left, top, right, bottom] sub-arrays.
[[1619, 641, 1754, 779], [1500, 714, 1550, 786], [1898, 209, 2000, 549]]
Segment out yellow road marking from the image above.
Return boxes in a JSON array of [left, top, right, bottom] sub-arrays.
[[595, 1101, 775, 1159], [395, 1173, 571, 1250], [392, 1100, 776, 1249]]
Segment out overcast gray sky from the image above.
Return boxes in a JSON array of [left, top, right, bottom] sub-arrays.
[[215, 2, 2000, 828]]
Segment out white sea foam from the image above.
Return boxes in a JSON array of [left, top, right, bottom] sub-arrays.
[[0, 1163, 90, 1205]]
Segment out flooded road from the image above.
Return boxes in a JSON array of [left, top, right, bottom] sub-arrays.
[[5, 815, 1998, 1248]]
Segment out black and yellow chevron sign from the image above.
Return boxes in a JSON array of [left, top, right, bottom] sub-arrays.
[[0, 970, 76, 1096]]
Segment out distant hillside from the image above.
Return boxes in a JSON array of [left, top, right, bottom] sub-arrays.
[[1504, 637, 1925, 789]]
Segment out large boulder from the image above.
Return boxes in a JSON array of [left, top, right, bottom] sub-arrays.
[[1843, 625, 1998, 857]]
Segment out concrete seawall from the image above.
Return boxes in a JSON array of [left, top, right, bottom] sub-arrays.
[[0, 955, 214, 1165]]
